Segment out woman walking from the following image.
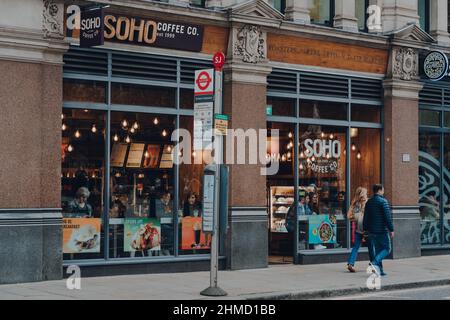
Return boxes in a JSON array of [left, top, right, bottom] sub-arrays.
[[346, 187, 368, 273]]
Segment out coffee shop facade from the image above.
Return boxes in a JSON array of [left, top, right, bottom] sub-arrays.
[[1, 0, 449, 284]]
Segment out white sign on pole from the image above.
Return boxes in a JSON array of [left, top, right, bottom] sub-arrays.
[[194, 69, 214, 151], [202, 173, 215, 233]]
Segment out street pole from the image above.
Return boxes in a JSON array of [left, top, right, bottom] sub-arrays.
[[200, 53, 227, 297]]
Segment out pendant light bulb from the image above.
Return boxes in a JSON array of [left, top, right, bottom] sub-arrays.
[[62, 123, 67, 131], [130, 127, 135, 134], [74, 130, 81, 138], [288, 132, 293, 139], [357, 151, 362, 160], [121, 119, 129, 128], [125, 135, 131, 144], [153, 118, 159, 125], [144, 150, 150, 158], [162, 129, 168, 137], [351, 144, 356, 151], [67, 144, 74, 152], [91, 124, 97, 133], [133, 121, 139, 130], [113, 134, 119, 142]]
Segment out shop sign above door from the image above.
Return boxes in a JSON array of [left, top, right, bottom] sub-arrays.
[[423, 51, 449, 81], [66, 10, 204, 51]]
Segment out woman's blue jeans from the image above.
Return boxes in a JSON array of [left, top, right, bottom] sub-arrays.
[[347, 232, 363, 266]]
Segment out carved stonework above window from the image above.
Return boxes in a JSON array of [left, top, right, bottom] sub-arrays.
[[43, 0, 63, 39], [392, 47, 419, 81], [233, 25, 266, 64]]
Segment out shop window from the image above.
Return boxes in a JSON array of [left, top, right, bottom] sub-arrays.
[[178, 116, 209, 255], [300, 100, 348, 121], [298, 125, 347, 250], [445, 134, 450, 244], [310, 0, 333, 26], [355, 0, 369, 31], [180, 88, 194, 110], [109, 112, 176, 258], [445, 112, 450, 127], [273, 0, 286, 13], [267, 97, 296, 117], [420, 109, 441, 127], [190, 0, 205, 7], [418, 0, 430, 32], [111, 83, 176, 108], [61, 109, 106, 260], [63, 79, 106, 103], [267, 122, 296, 259], [419, 133, 441, 245], [351, 104, 381, 123]]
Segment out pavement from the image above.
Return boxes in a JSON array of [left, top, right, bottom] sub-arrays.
[[0, 255, 449, 300]]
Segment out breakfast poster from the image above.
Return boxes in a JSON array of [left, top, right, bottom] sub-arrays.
[[63, 218, 101, 253], [124, 218, 161, 252], [308, 214, 337, 244], [181, 217, 211, 250]]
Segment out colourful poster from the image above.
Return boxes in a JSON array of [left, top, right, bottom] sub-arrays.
[[181, 217, 211, 250], [308, 214, 337, 244], [63, 218, 101, 253], [124, 218, 161, 252]]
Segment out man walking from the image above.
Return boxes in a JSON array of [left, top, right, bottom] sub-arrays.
[[363, 184, 394, 276]]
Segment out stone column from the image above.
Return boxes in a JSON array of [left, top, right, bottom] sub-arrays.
[[223, 24, 272, 270], [285, 0, 311, 23], [383, 46, 422, 259], [382, 0, 420, 33], [0, 0, 67, 284], [429, 0, 450, 45], [334, 0, 358, 32]]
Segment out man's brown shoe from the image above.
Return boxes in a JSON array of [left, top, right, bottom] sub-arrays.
[[347, 264, 356, 273]]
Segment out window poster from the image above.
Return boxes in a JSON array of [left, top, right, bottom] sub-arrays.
[[63, 218, 101, 253], [181, 217, 211, 250], [143, 144, 161, 168], [110, 143, 129, 167], [126, 143, 145, 168], [124, 218, 161, 252], [308, 214, 337, 245]]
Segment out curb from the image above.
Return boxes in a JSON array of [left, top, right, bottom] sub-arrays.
[[244, 279, 450, 300]]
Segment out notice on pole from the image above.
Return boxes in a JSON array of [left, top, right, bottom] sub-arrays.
[[194, 69, 215, 151], [202, 173, 215, 233], [214, 114, 229, 135]]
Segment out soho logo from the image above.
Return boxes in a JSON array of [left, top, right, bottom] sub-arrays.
[[304, 139, 341, 158], [424, 51, 449, 81]]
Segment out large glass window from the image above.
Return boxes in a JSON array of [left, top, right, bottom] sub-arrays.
[[298, 125, 347, 250], [272, 0, 286, 13], [418, 0, 430, 32], [351, 104, 381, 123], [419, 132, 441, 245], [310, 0, 333, 26], [355, 0, 369, 31], [445, 112, 450, 127], [420, 109, 441, 127], [111, 83, 176, 108], [63, 79, 107, 103], [267, 97, 296, 117], [62, 109, 106, 260], [109, 112, 175, 258], [300, 101, 348, 121]]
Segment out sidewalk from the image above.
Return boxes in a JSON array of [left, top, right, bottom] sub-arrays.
[[0, 255, 449, 300]]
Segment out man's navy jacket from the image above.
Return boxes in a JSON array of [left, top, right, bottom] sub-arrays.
[[363, 194, 394, 234]]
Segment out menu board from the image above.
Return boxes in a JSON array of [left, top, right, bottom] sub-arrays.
[[110, 143, 129, 167], [143, 144, 161, 168], [159, 144, 173, 169], [126, 143, 145, 168]]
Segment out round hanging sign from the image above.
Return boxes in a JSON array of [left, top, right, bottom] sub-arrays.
[[424, 51, 449, 81]]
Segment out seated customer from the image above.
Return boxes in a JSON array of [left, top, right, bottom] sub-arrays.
[[183, 192, 201, 217], [66, 187, 93, 217], [155, 192, 173, 219]]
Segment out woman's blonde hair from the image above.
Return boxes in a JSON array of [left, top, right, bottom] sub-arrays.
[[351, 187, 368, 208]]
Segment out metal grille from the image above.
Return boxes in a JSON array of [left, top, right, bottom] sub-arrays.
[[267, 70, 297, 93], [300, 73, 349, 98], [111, 52, 177, 82], [63, 48, 108, 76], [180, 60, 213, 84], [420, 85, 443, 106], [351, 78, 382, 100]]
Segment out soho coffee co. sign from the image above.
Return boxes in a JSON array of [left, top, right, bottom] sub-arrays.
[[423, 51, 449, 81], [303, 139, 341, 173], [67, 7, 204, 51]]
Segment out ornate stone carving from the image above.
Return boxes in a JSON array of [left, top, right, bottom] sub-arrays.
[[43, 0, 63, 39], [234, 25, 265, 64], [392, 47, 419, 81]]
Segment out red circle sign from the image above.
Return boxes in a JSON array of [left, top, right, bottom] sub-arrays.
[[213, 52, 225, 70], [196, 71, 212, 91]]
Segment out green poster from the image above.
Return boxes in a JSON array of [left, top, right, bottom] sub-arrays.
[[124, 218, 161, 252]]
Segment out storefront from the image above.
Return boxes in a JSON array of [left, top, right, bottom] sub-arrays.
[[266, 70, 383, 263]]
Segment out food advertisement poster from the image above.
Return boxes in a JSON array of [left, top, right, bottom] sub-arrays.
[[143, 144, 161, 168], [124, 218, 161, 252], [308, 214, 337, 244], [181, 217, 211, 250], [63, 218, 101, 253]]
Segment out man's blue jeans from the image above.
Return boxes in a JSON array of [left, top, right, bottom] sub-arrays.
[[368, 233, 391, 269], [347, 232, 363, 266]]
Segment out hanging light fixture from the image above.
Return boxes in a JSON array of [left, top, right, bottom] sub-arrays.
[[288, 132, 293, 138], [311, 156, 316, 162], [91, 172, 96, 179], [167, 146, 172, 152], [74, 130, 81, 138], [130, 127, 136, 134], [300, 151, 305, 158], [351, 143, 357, 151], [133, 121, 139, 130], [121, 119, 129, 128], [144, 150, 150, 158], [61, 114, 65, 120], [62, 123, 67, 131], [67, 144, 74, 152], [299, 163, 304, 170], [84, 109, 89, 113], [91, 124, 97, 133], [162, 129, 168, 137], [192, 151, 197, 157], [321, 132, 325, 138], [357, 151, 362, 160], [329, 134, 334, 140], [113, 133, 119, 142], [125, 135, 131, 143], [153, 117, 159, 125]]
